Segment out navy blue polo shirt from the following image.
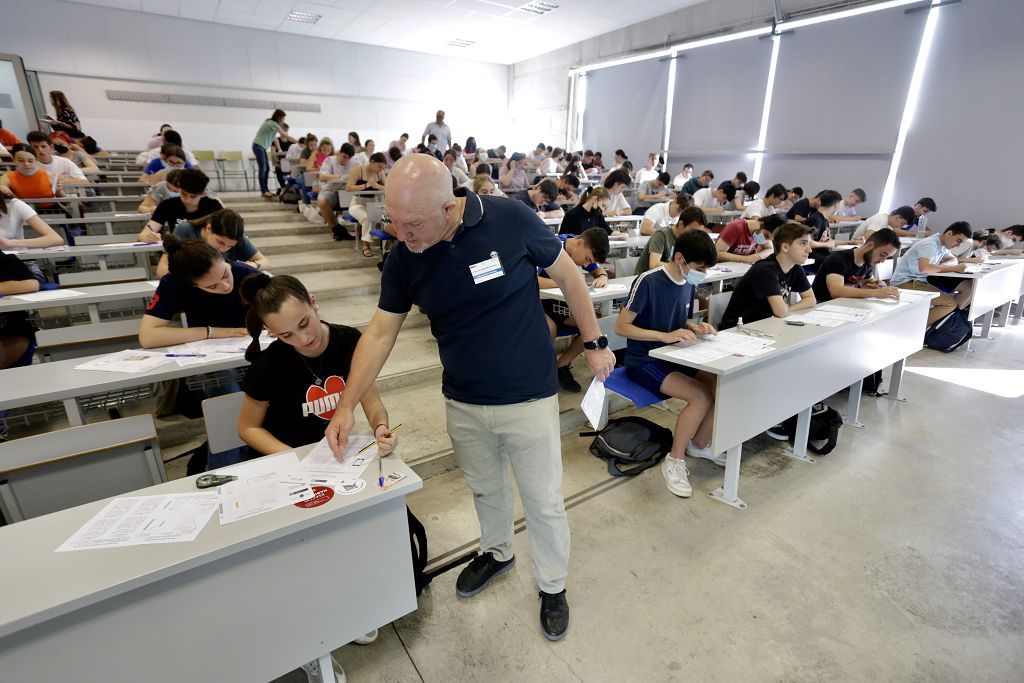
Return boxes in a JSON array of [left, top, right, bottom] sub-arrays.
[[378, 189, 562, 405]]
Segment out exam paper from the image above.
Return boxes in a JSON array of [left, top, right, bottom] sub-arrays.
[[891, 289, 933, 303], [165, 332, 271, 364], [75, 349, 173, 374], [702, 330, 776, 356], [11, 289, 86, 302], [663, 344, 733, 364], [56, 492, 219, 551], [286, 436, 377, 486], [215, 453, 316, 524], [581, 379, 606, 428]]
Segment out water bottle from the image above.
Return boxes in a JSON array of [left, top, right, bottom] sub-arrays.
[[916, 214, 928, 237]]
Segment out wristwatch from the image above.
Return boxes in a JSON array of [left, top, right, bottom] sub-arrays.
[[583, 335, 608, 350]]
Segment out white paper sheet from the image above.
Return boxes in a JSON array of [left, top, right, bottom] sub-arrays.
[[890, 289, 933, 303], [587, 283, 629, 294], [11, 289, 86, 302], [215, 452, 315, 524], [164, 332, 271, 365], [74, 349, 174, 374], [581, 379, 606, 428], [663, 344, 733, 364], [286, 436, 377, 486], [56, 493, 219, 551], [702, 330, 776, 356]]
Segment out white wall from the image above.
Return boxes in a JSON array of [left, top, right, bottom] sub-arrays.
[[3, 0, 510, 154]]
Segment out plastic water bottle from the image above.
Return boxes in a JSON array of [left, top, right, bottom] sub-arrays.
[[916, 214, 928, 237]]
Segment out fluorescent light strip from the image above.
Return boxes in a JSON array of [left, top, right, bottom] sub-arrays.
[[752, 34, 781, 182], [661, 52, 678, 161], [780, 0, 925, 30], [879, 0, 942, 212], [571, 26, 771, 74]]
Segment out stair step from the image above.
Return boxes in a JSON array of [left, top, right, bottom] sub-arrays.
[[255, 234, 358, 256], [243, 222, 326, 238], [239, 212, 310, 225], [268, 251, 382, 276], [292, 269, 382, 301]]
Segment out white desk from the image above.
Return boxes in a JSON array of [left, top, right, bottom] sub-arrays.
[[0, 281, 158, 323], [931, 260, 1024, 339], [20, 195, 146, 213], [0, 444, 422, 683], [706, 210, 741, 225], [75, 182, 149, 196], [650, 295, 934, 509], [12, 243, 161, 269]]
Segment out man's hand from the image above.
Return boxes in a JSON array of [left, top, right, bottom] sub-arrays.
[[583, 347, 615, 382], [877, 286, 900, 300], [374, 423, 398, 457], [692, 322, 716, 336], [325, 407, 356, 460], [662, 328, 697, 344], [591, 274, 609, 289], [951, 264, 967, 273], [214, 327, 248, 339], [138, 226, 162, 243]]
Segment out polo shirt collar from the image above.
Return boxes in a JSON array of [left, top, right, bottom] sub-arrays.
[[456, 187, 484, 229]]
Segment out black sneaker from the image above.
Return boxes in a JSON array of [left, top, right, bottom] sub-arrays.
[[765, 424, 789, 441], [332, 224, 356, 241], [539, 590, 569, 641], [557, 365, 581, 393], [455, 552, 515, 598]]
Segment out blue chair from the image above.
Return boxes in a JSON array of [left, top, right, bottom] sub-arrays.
[[40, 282, 60, 291], [590, 367, 665, 429]]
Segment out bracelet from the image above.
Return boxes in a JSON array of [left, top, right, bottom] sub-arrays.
[[373, 423, 388, 436], [206, 325, 212, 340]]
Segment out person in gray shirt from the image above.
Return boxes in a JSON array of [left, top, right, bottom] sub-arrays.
[[634, 207, 709, 275]]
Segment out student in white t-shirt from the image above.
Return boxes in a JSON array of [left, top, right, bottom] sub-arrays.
[[0, 188, 66, 282], [26, 132, 87, 185], [852, 206, 916, 240], [832, 188, 867, 221], [742, 183, 787, 218], [640, 193, 689, 236], [601, 169, 634, 217], [672, 163, 693, 189], [635, 153, 659, 184], [692, 182, 736, 213]]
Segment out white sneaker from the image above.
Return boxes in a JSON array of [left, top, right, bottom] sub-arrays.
[[661, 456, 692, 498], [353, 629, 378, 645], [686, 441, 727, 468], [301, 655, 346, 683]]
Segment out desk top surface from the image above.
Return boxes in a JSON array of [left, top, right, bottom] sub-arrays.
[[0, 280, 158, 314], [11, 242, 161, 260]]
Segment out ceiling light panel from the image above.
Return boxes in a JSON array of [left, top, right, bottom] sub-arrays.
[[286, 10, 321, 23]]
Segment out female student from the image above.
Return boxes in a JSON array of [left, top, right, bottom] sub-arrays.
[[305, 137, 335, 173], [158, 208, 269, 276], [0, 187, 66, 282], [0, 247, 41, 368], [0, 145, 62, 209], [559, 186, 612, 236], [498, 154, 528, 190], [472, 174, 498, 196], [252, 109, 296, 198], [346, 152, 387, 258], [615, 230, 723, 499]]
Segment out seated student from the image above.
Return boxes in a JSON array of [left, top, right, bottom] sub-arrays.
[[853, 205, 916, 240], [499, 153, 529, 190], [159, 208, 268, 276], [635, 171, 674, 213], [138, 129, 201, 168], [992, 225, 1024, 255], [716, 214, 786, 264], [730, 171, 748, 189], [634, 206, 709, 275], [537, 227, 610, 392], [471, 173, 501, 197], [347, 151, 388, 256], [388, 133, 409, 155], [0, 247, 40, 369], [786, 188, 836, 222], [139, 144, 191, 185], [317, 143, 356, 241], [536, 147, 565, 176], [51, 133, 98, 171], [528, 143, 547, 166], [812, 228, 902, 303], [351, 138, 374, 167], [952, 231, 1002, 263], [443, 149, 470, 187], [0, 188, 64, 284], [672, 163, 694, 189], [832, 188, 867, 221], [0, 122, 21, 148], [640, 192, 690, 236], [801, 190, 858, 260], [680, 169, 713, 196], [890, 221, 972, 326], [719, 222, 817, 330], [386, 145, 403, 169], [560, 186, 614, 236], [742, 183, 787, 218], [602, 169, 634, 217], [138, 168, 182, 214], [729, 180, 759, 212], [563, 155, 587, 181], [780, 186, 803, 212], [0, 144, 62, 209], [81, 136, 107, 157], [508, 179, 564, 220], [610, 149, 628, 171], [424, 134, 443, 160], [904, 197, 937, 236], [555, 173, 580, 203], [305, 137, 335, 173], [616, 230, 723, 497], [137, 170, 222, 241], [26, 131, 88, 186], [692, 181, 736, 214], [590, 151, 605, 171], [635, 153, 660, 184]]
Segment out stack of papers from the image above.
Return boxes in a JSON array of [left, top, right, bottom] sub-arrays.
[[164, 332, 271, 367], [214, 452, 316, 525], [285, 436, 378, 487], [11, 289, 86, 302], [75, 349, 173, 374], [663, 330, 776, 364], [57, 493, 219, 551], [788, 304, 873, 327]]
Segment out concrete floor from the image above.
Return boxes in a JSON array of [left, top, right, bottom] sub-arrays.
[[272, 319, 1024, 682]]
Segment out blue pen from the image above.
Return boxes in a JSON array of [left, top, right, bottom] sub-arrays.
[[378, 456, 384, 489], [165, 353, 206, 358]]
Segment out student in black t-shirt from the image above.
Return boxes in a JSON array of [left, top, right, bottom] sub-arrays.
[[157, 209, 269, 277], [238, 274, 398, 455], [507, 179, 564, 219], [802, 190, 860, 267], [137, 169, 223, 242], [720, 222, 817, 330], [0, 248, 39, 368], [812, 228, 902, 303], [559, 186, 616, 236], [786, 188, 839, 223]]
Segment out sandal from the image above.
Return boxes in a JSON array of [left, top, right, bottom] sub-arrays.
[[362, 246, 375, 258]]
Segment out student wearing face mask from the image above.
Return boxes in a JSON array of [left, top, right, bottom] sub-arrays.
[[615, 230, 724, 497], [140, 144, 191, 184], [716, 214, 786, 263], [0, 144, 63, 209], [157, 208, 268, 276]]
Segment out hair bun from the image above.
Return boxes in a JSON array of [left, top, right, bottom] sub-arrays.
[[239, 272, 271, 305]]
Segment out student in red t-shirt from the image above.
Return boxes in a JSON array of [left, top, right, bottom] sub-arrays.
[[715, 214, 786, 263]]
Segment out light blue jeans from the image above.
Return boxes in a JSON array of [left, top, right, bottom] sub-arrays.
[[445, 395, 570, 593]]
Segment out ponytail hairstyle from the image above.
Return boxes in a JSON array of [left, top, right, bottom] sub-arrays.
[[190, 208, 245, 241], [162, 235, 222, 283], [581, 185, 610, 208], [240, 274, 313, 361]]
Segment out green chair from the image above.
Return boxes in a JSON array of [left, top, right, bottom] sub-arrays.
[[217, 150, 251, 191], [192, 149, 220, 188]]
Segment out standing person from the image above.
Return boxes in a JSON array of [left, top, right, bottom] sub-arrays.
[[324, 155, 615, 642], [346, 151, 388, 257], [252, 109, 295, 199], [42, 91, 84, 138], [421, 110, 452, 153]]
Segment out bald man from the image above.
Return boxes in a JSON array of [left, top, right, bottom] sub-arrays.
[[421, 110, 452, 153], [326, 155, 614, 641]]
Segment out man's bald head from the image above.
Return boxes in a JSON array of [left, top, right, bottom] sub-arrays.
[[386, 155, 459, 253]]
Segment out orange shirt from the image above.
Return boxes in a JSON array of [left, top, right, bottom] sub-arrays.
[[4, 170, 56, 208], [0, 128, 20, 147]]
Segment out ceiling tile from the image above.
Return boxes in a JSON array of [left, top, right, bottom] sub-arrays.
[[179, 2, 217, 20]]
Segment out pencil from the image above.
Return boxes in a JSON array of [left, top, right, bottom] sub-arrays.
[[356, 423, 404, 455]]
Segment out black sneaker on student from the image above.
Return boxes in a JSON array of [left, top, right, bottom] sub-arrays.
[[332, 224, 356, 241], [539, 590, 570, 641], [765, 424, 789, 441], [455, 552, 516, 598], [557, 364, 581, 393]]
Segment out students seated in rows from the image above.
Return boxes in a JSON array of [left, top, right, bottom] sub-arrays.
[[719, 222, 816, 330], [601, 169, 634, 217], [634, 206, 709, 275], [742, 183, 787, 218], [672, 163, 694, 189], [137, 170, 222, 242], [535, 227, 610, 392], [537, 147, 565, 176], [852, 205, 916, 240], [680, 169, 713, 196], [716, 214, 786, 264], [499, 153, 529, 190], [904, 198, 937, 236], [139, 144, 190, 185], [0, 144, 63, 209], [560, 186, 612, 236], [616, 230, 723, 497], [890, 221, 972, 326], [317, 143, 357, 242], [802, 190, 861, 261], [138, 129, 201, 168], [640, 192, 690, 236], [729, 180, 758, 212], [444, 150, 470, 187], [831, 188, 866, 221], [156, 209, 267, 277], [0, 246, 40, 369], [26, 131, 88, 186], [351, 139, 374, 167], [555, 174, 580, 203], [347, 151, 388, 256], [635, 171, 674, 213], [954, 231, 1003, 263], [811, 228, 901, 303], [993, 225, 1023, 255], [635, 153, 660, 184], [0, 187, 64, 282], [508, 179, 564, 220], [692, 181, 736, 214]]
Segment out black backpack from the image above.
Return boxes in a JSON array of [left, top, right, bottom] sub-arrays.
[[407, 507, 432, 596], [279, 184, 301, 205], [780, 403, 844, 455], [923, 308, 972, 352], [581, 416, 673, 476]]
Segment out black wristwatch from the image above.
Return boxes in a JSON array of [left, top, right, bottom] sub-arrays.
[[583, 335, 608, 350]]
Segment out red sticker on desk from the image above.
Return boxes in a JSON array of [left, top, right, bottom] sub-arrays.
[[294, 486, 334, 509]]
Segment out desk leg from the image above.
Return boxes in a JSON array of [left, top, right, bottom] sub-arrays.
[[87, 303, 101, 324], [708, 444, 746, 510], [786, 406, 816, 463], [64, 398, 85, 426], [886, 358, 908, 402], [713, 280, 724, 295], [598, 301, 613, 317], [980, 309, 995, 339], [845, 378, 865, 429], [315, 653, 340, 682], [97, 256, 109, 271]]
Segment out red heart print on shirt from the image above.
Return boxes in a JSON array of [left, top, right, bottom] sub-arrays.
[[303, 375, 346, 420]]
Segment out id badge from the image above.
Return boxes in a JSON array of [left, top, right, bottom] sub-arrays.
[[469, 251, 505, 285]]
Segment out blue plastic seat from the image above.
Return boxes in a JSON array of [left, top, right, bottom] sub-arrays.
[[604, 367, 663, 409], [369, 229, 395, 242]]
